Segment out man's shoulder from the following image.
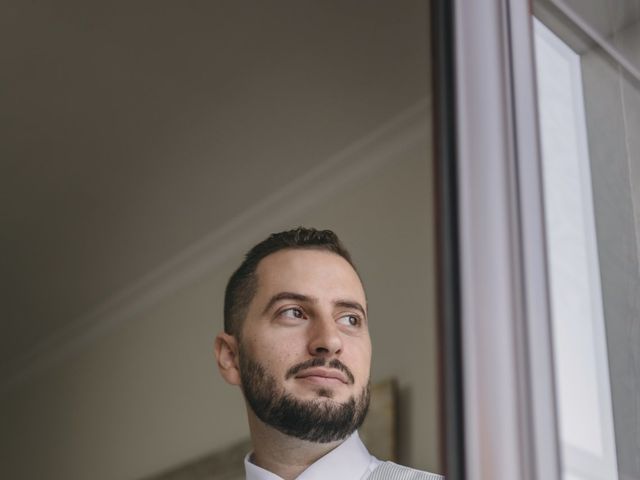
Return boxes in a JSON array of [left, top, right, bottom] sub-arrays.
[[369, 461, 444, 480]]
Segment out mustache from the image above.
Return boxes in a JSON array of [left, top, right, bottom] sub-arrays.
[[285, 357, 355, 384]]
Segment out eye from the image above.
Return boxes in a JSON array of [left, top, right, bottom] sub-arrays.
[[280, 307, 305, 319], [337, 314, 361, 327]]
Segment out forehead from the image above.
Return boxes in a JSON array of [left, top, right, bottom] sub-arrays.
[[253, 248, 366, 303]]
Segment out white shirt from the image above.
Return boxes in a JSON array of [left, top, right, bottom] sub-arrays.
[[244, 431, 382, 480]]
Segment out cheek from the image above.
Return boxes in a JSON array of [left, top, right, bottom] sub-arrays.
[[249, 341, 300, 377], [345, 340, 372, 377]]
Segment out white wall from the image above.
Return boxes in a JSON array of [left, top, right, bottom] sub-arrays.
[[0, 111, 439, 479]]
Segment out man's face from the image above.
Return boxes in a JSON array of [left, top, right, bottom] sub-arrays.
[[238, 248, 372, 441]]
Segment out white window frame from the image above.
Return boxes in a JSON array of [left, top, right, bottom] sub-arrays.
[[454, 1, 562, 479]]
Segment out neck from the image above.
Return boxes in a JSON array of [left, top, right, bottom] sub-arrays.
[[247, 411, 346, 480]]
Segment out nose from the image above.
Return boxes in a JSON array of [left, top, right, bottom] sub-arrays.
[[308, 317, 343, 356]]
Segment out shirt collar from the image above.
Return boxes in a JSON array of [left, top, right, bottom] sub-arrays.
[[244, 431, 380, 480]]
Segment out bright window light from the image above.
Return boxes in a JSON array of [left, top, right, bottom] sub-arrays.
[[534, 17, 620, 480]]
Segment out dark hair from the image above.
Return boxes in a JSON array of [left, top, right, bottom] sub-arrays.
[[223, 227, 356, 337]]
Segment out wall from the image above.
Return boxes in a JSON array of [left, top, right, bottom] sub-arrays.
[[0, 110, 440, 479]]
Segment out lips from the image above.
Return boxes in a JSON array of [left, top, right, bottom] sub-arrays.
[[285, 358, 356, 385], [295, 367, 349, 384]]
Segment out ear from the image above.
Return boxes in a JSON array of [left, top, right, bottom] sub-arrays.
[[214, 332, 242, 386]]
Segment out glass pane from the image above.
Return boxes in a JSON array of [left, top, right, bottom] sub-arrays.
[[533, 1, 640, 479]]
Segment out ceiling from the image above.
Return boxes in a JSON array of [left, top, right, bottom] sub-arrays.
[[0, 0, 430, 377]]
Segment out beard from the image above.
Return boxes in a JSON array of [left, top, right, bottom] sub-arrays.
[[238, 348, 370, 443]]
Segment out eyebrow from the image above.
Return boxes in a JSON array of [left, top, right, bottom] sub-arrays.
[[262, 292, 312, 315], [262, 291, 367, 318], [334, 300, 367, 319]]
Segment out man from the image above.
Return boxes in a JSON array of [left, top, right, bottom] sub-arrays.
[[215, 227, 443, 480]]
